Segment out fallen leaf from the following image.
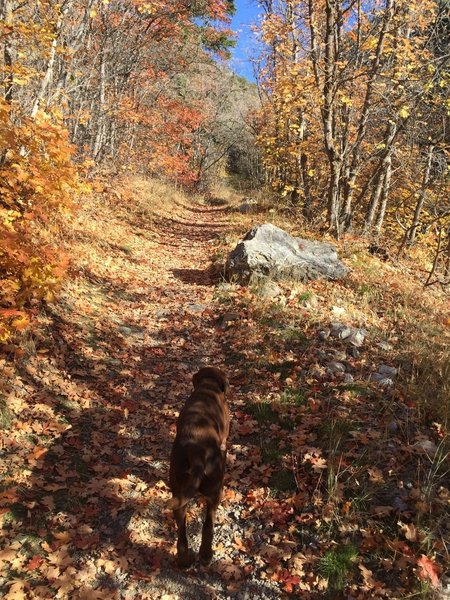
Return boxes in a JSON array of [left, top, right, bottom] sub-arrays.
[[400, 522, 418, 542], [417, 554, 440, 589], [367, 467, 384, 483]]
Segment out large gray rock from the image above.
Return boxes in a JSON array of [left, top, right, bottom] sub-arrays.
[[226, 223, 349, 284]]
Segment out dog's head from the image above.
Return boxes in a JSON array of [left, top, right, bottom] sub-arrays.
[[192, 366, 229, 394]]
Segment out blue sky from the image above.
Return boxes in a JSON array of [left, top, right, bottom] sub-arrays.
[[229, 0, 260, 81]]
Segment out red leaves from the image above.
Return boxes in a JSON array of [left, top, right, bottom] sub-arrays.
[[26, 555, 43, 571], [417, 555, 440, 589], [277, 570, 301, 593], [1, 172, 449, 600]]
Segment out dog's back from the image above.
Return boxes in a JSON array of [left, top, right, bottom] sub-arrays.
[[169, 367, 229, 509]]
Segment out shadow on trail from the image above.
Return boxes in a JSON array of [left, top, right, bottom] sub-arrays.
[[6, 276, 278, 598], [2, 193, 285, 598], [172, 199, 230, 214], [171, 266, 217, 286], [152, 215, 226, 243]]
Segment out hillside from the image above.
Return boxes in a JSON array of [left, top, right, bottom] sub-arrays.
[[0, 177, 449, 599]]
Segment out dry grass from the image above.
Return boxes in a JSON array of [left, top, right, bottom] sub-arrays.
[[1, 174, 448, 598], [224, 195, 450, 425]]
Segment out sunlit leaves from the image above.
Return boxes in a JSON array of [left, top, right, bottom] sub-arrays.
[[254, 0, 448, 247], [0, 98, 79, 341]]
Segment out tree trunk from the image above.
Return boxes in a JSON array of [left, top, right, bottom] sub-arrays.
[[93, 44, 107, 159], [323, 0, 342, 235], [364, 169, 383, 234], [300, 152, 313, 220], [341, 0, 394, 226], [328, 159, 342, 234], [406, 144, 434, 245], [363, 122, 397, 234], [31, 3, 69, 118], [2, 0, 13, 103], [374, 152, 392, 235]]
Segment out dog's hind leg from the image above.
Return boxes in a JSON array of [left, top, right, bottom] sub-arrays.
[[174, 505, 195, 568], [199, 494, 220, 565]]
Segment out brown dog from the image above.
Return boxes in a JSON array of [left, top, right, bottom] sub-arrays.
[[169, 366, 230, 567]]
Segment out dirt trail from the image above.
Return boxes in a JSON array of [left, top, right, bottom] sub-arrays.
[[0, 183, 283, 599], [5, 179, 447, 599]]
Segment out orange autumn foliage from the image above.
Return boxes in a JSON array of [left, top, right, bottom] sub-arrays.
[[0, 101, 81, 342]]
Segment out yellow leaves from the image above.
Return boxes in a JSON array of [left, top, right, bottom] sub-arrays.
[[11, 316, 29, 331], [12, 76, 28, 86], [0, 548, 18, 570], [340, 95, 353, 107], [399, 105, 410, 119], [1, 209, 21, 228], [362, 36, 378, 52], [0, 309, 30, 341]]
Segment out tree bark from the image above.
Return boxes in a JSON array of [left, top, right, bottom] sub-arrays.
[[340, 0, 394, 228], [323, 0, 342, 234], [363, 121, 397, 233], [93, 43, 107, 159], [31, 3, 70, 118], [2, 0, 14, 104], [374, 152, 392, 235], [406, 144, 434, 245]]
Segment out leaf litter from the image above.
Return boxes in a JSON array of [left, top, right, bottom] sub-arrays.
[[0, 176, 449, 599]]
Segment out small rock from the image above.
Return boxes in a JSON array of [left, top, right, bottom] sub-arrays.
[[343, 373, 354, 383], [318, 329, 330, 341], [155, 309, 170, 319], [348, 346, 360, 359], [118, 326, 133, 336], [330, 323, 353, 339], [378, 341, 393, 351], [414, 439, 438, 454], [347, 329, 366, 347], [387, 420, 398, 434], [333, 350, 347, 362], [186, 303, 206, 313], [371, 373, 394, 387], [218, 312, 240, 327], [256, 280, 282, 299], [378, 364, 397, 377], [238, 199, 258, 214], [327, 361, 346, 374]]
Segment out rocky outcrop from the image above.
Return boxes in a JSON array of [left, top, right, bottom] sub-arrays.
[[226, 223, 349, 284]]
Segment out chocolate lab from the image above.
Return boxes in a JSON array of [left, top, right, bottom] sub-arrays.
[[169, 366, 230, 567]]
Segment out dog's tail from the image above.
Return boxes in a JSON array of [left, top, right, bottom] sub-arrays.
[[168, 444, 206, 510]]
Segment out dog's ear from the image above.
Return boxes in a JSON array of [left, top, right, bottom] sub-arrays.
[[192, 371, 201, 389], [213, 368, 229, 393], [220, 374, 230, 394]]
